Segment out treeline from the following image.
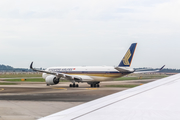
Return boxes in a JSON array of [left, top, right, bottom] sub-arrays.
[[0, 64, 32, 72], [159, 68, 180, 73]]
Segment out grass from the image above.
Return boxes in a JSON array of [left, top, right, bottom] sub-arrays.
[[105, 84, 139, 88], [5, 78, 45, 82], [0, 73, 169, 83], [0, 83, 17, 85], [0, 73, 42, 78]]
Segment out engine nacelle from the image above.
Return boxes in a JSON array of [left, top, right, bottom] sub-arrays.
[[45, 75, 60, 85]]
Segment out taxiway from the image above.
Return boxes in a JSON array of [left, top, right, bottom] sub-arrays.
[[0, 79, 155, 120]]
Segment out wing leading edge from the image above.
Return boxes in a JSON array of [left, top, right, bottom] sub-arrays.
[[30, 62, 82, 81], [133, 65, 165, 73], [39, 73, 180, 120]]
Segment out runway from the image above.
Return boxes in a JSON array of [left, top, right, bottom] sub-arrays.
[[0, 80, 155, 120]]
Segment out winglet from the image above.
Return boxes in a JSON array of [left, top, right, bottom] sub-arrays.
[[119, 43, 137, 67], [30, 62, 33, 69], [30, 62, 44, 72], [159, 65, 165, 71], [29, 62, 64, 76], [30, 62, 37, 72]]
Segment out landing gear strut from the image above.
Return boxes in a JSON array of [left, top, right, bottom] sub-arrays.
[[69, 83, 79, 87]]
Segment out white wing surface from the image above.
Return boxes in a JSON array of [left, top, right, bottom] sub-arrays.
[[39, 73, 180, 120]]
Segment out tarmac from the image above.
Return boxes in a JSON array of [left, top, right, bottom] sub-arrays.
[[0, 79, 155, 120]]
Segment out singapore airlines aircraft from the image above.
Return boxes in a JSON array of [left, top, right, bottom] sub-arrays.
[[30, 43, 164, 87]]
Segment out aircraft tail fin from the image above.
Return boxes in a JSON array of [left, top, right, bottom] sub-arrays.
[[118, 43, 137, 67]]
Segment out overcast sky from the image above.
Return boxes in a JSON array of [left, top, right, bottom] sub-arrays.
[[0, 0, 180, 69]]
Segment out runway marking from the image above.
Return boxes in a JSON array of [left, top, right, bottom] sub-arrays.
[[0, 88, 4, 91], [86, 88, 99, 90], [52, 88, 67, 90]]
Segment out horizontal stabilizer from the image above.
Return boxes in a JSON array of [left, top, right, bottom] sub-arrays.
[[115, 67, 134, 73], [134, 65, 165, 73]]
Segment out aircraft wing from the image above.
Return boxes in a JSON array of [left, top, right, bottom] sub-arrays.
[[30, 62, 82, 81], [133, 65, 165, 73], [114, 67, 134, 73], [38, 73, 180, 120], [115, 65, 165, 73]]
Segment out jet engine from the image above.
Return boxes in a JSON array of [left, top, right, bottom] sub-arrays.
[[45, 75, 60, 85]]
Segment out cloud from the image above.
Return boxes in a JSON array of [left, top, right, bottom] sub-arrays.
[[152, 0, 180, 23], [0, 0, 179, 68]]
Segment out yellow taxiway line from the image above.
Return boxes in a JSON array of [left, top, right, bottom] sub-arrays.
[[0, 88, 4, 91], [52, 88, 98, 90], [52, 88, 67, 90], [86, 88, 99, 90]]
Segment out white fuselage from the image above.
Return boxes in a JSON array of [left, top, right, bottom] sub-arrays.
[[42, 66, 132, 82]]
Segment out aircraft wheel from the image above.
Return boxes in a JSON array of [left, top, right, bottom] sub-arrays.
[[90, 84, 93, 87], [69, 84, 72, 87], [76, 84, 79, 87], [97, 84, 100, 87]]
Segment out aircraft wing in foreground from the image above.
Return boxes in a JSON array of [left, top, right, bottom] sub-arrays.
[[39, 73, 180, 120]]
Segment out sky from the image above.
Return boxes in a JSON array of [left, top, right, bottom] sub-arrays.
[[0, 0, 180, 69]]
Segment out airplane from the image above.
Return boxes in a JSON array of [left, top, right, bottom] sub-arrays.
[[30, 43, 165, 88], [38, 73, 180, 120]]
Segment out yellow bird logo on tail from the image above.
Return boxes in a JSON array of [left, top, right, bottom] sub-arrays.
[[123, 49, 131, 65]]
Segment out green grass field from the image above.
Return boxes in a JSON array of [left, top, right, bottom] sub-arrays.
[[0, 73, 42, 78], [0, 73, 169, 83], [5, 78, 45, 82], [4, 78, 70, 82], [105, 84, 139, 88]]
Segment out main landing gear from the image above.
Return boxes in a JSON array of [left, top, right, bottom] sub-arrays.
[[89, 82, 100, 88], [90, 84, 100, 88], [69, 83, 79, 87]]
